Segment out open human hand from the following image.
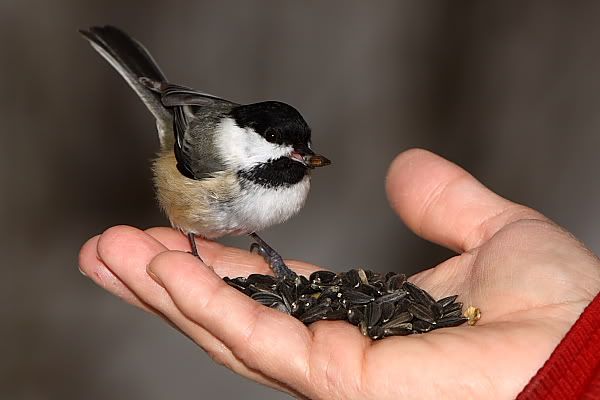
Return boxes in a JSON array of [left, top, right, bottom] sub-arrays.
[[78, 149, 600, 399]]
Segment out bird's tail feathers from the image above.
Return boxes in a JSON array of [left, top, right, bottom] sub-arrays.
[[79, 25, 172, 145]]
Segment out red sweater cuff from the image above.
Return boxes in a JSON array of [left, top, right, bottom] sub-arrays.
[[517, 292, 600, 400]]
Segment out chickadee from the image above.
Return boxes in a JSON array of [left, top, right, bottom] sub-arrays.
[[80, 25, 330, 278]]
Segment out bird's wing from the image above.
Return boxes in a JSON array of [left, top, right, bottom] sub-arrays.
[[175, 105, 239, 180], [172, 106, 198, 179], [141, 78, 233, 107], [141, 78, 236, 180], [160, 83, 231, 107]]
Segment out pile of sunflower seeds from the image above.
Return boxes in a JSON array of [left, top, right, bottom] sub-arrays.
[[224, 268, 468, 339]]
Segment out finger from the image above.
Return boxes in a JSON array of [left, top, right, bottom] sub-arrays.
[[96, 225, 191, 311], [143, 227, 222, 260], [79, 232, 209, 345], [79, 229, 207, 327], [144, 227, 321, 277], [79, 234, 155, 313], [95, 226, 288, 392], [147, 251, 313, 391], [385, 148, 548, 252]]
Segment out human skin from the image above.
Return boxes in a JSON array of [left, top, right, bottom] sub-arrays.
[[78, 148, 600, 399]]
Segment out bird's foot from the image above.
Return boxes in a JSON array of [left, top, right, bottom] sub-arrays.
[[249, 233, 297, 280]]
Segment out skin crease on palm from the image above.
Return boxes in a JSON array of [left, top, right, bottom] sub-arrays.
[[78, 148, 600, 400]]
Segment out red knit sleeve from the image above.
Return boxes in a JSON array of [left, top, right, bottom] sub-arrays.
[[517, 292, 600, 400]]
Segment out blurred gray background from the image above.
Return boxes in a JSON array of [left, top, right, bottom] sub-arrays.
[[2, 1, 600, 399]]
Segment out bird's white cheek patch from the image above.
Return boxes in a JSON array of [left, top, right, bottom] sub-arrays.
[[215, 118, 292, 169]]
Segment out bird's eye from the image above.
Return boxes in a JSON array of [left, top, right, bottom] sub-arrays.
[[265, 129, 277, 142]]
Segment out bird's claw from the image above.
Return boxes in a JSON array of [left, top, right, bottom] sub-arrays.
[[249, 235, 297, 280]]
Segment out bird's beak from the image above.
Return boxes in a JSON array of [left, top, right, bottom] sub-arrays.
[[291, 144, 331, 169], [305, 153, 331, 168]]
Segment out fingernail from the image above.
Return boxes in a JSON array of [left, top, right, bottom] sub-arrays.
[[146, 265, 165, 287], [78, 266, 88, 277]]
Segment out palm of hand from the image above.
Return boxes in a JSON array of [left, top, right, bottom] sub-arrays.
[[79, 150, 600, 400]]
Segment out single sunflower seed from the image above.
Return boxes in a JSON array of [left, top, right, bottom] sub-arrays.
[[433, 316, 468, 329], [383, 324, 413, 337], [366, 301, 383, 328], [412, 319, 433, 333], [382, 311, 413, 329], [342, 289, 375, 305], [437, 295, 458, 308], [408, 302, 435, 324], [299, 304, 331, 324], [404, 281, 436, 307]]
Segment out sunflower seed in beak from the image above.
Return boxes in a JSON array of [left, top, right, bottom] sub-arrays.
[[305, 154, 331, 168]]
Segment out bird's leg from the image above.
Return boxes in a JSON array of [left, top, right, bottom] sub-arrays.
[[187, 232, 200, 258], [186, 233, 214, 270], [249, 233, 297, 280]]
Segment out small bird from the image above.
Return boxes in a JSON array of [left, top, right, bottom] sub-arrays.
[[79, 25, 330, 279]]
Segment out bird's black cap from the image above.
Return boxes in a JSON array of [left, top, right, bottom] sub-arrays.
[[229, 101, 311, 147]]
